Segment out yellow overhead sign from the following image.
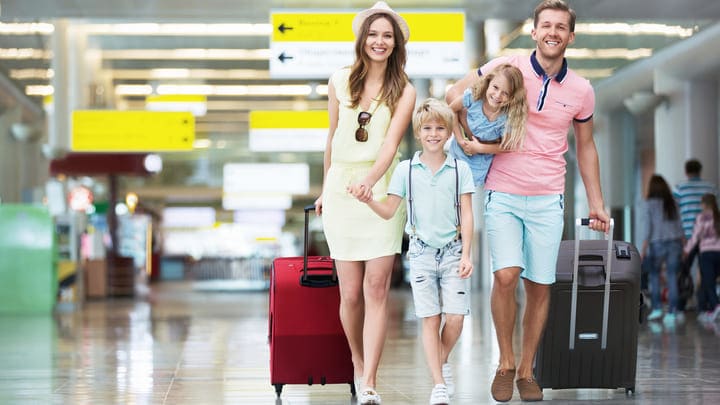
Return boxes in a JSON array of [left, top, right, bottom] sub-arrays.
[[250, 110, 329, 129], [271, 12, 464, 42], [72, 110, 195, 152]]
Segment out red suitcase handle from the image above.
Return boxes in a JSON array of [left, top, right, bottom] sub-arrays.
[[302, 205, 338, 288]]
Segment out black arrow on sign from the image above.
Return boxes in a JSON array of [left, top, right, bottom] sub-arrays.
[[278, 23, 294, 34], [278, 52, 294, 63]]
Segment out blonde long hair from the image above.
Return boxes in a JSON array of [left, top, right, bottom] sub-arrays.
[[471, 63, 528, 151], [348, 13, 408, 115]]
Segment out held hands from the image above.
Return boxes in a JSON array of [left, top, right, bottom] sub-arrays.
[[347, 182, 373, 203], [460, 137, 480, 156], [457, 257, 473, 279]]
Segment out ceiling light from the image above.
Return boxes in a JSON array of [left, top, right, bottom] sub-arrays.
[[115, 84, 154, 96], [112, 68, 270, 81], [25, 85, 54, 96], [10, 68, 54, 80], [0, 48, 51, 59], [521, 21, 695, 37], [193, 139, 212, 149], [102, 48, 271, 60], [0, 22, 54, 35], [154, 84, 313, 97], [84, 23, 271, 36]]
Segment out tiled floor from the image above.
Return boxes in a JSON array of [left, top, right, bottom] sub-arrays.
[[1, 281, 719, 404]]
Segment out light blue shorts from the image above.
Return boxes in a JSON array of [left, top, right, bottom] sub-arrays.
[[407, 238, 471, 318], [484, 190, 564, 284]]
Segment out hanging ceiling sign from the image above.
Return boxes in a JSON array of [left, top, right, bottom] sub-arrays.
[[72, 110, 195, 152], [269, 10, 466, 79], [249, 110, 328, 152]]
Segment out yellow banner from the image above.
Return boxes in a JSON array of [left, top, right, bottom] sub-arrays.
[[250, 110, 329, 129], [271, 11, 464, 42], [72, 110, 195, 152]]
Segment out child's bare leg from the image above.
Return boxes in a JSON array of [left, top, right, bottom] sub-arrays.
[[421, 314, 444, 384], [440, 313, 464, 363]]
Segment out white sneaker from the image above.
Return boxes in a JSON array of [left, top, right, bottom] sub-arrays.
[[429, 384, 449, 405], [441, 363, 454, 396], [359, 387, 381, 405], [647, 308, 663, 321], [711, 305, 720, 322], [663, 312, 676, 324]]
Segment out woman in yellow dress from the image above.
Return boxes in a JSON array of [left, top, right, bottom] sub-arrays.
[[314, 2, 416, 404]]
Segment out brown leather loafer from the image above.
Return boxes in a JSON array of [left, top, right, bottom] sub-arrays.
[[491, 368, 515, 402], [516, 377, 543, 401]]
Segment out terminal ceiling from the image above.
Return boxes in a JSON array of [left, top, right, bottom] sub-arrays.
[[0, 0, 718, 207]]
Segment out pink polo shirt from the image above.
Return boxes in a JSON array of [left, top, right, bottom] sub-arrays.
[[480, 52, 595, 195]]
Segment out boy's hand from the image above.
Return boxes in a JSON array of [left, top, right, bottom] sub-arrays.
[[347, 183, 373, 202], [458, 258, 473, 279]]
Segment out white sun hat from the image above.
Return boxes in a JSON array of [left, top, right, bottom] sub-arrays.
[[352, 1, 410, 43]]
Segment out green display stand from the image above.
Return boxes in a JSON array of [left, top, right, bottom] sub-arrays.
[[0, 205, 56, 314]]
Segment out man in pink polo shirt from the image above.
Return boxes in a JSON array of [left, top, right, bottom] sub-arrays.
[[446, 0, 610, 402]]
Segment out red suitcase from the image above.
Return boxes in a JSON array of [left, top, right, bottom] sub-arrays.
[[268, 205, 355, 398]]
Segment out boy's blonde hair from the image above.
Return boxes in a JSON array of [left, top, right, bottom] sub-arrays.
[[471, 63, 528, 151], [412, 98, 454, 139]]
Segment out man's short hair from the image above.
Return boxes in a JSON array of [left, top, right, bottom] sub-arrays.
[[685, 159, 702, 175], [533, 0, 576, 32]]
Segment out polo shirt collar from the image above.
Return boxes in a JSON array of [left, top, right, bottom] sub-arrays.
[[411, 151, 456, 169], [530, 50, 568, 83]]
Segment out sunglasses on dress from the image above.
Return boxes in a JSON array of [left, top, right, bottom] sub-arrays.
[[355, 111, 372, 142]]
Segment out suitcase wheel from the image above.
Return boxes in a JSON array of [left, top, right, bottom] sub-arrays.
[[350, 381, 357, 396], [274, 383, 283, 398], [625, 387, 635, 396]]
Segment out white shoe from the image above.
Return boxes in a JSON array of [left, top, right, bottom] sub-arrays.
[[359, 387, 381, 405], [647, 308, 663, 321], [711, 305, 720, 322], [429, 384, 449, 405], [441, 363, 454, 397]]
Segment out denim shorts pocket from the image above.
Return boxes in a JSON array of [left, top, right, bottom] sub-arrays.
[[449, 241, 463, 257], [407, 237, 425, 259]]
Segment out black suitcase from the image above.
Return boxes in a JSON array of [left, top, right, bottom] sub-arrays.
[[535, 218, 640, 395]]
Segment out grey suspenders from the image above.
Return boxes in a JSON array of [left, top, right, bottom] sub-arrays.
[[407, 155, 461, 240]]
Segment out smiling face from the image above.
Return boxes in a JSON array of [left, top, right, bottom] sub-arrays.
[[485, 74, 511, 110], [531, 8, 575, 61], [363, 16, 396, 63], [417, 118, 451, 153]]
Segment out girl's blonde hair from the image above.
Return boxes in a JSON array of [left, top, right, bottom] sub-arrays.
[[471, 64, 528, 151], [412, 98, 454, 139], [349, 13, 409, 115]]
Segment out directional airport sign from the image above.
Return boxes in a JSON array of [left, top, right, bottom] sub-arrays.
[[270, 10, 466, 79], [249, 110, 329, 152], [72, 110, 195, 152]]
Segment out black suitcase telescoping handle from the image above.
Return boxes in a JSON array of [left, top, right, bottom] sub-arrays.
[[569, 217, 614, 351], [301, 205, 338, 288]]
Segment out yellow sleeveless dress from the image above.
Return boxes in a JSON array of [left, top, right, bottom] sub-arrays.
[[321, 68, 405, 261]]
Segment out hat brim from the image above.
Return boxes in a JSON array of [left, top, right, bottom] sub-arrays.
[[352, 7, 409, 43]]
